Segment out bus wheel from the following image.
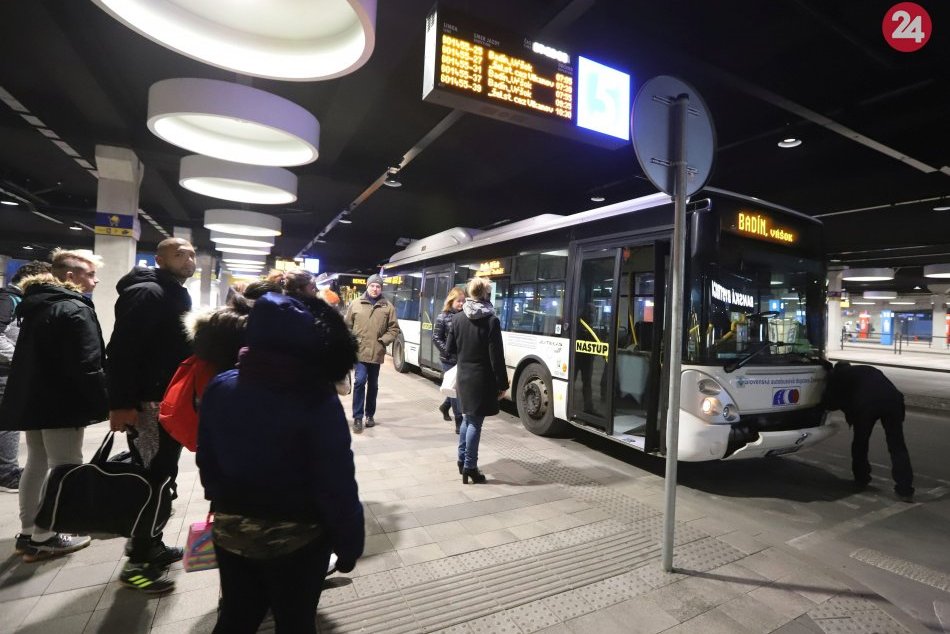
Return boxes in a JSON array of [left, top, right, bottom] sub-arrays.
[[392, 337, 409, 373], [516, 363, 567, 436]]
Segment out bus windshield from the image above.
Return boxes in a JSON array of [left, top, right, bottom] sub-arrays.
[[688, 232, 825, 365]]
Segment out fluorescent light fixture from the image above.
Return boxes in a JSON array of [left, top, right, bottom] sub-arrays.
[[863, 291, 897, 299], [851, 301, 876, 305], [576, 56, 630, 141], [777, 138, 802, 148], [205, 209, 281, 237], [22, 245, 33, 250], [923, 263, 950, 279], [148, 78, 319, 166], [1, 200, 18, 206], [222, 257, 267, 267], [781, 296, 800, 301], [590, 196, 605, 202], [210, 231, 275, 248], [934, 204, 950, 211], [69, 225, 82, 231], [91, 0, 377, 81], [889, 301, 916, 305], [841, 267, 895, 282], [180, 156, 297, 205], [214, 245, 271, 255], [338, 216, 352, 224]]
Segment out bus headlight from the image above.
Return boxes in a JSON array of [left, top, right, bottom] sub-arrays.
[[697, 378, 722, 395], [701, 397, 721, 415]]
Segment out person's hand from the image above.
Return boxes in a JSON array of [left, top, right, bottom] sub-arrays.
[[498, 390, 507, 400], [109, 408, 138, 432], [336, 558, 356, 574]]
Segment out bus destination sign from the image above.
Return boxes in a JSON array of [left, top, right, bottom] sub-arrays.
[[728, 210, 798, 246], [422, 5, 630, 147]]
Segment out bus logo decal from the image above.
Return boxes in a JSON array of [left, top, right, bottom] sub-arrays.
[[772, 387, 800, 406], [575, 340, 609, 357]]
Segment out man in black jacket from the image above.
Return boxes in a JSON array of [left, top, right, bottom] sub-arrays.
[[107, 237, 195, 593], [824, 361, 914, 502], [0, 249, 107, 562], [0, 260, 51, 493]]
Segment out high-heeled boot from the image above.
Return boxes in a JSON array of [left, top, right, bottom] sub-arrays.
[[462, 468, 486, 484], [457, 461, 464, 475]]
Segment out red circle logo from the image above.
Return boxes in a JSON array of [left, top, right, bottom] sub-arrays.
[[788, 389, 800, 404], [883, 3, 932, 52]]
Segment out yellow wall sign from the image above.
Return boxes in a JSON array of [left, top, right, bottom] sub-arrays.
[[351, 278, 367, 285], [478, 260, 506, 276], [575, 339, 609, 357], [736, 211, 796, 245]]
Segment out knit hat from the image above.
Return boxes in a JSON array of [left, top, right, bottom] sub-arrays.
[[366, 274, 384, 287], [246, 293, 318, 358]]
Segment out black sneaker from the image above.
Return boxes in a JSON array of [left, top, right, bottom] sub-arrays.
[[14, 533, 31, 555], [365, 417, 375, 428], [148, 544, 184, 568], [120, 562, 175, 594], [0, 470, 20, 493], [22, 534, 91, 563], [352, 418, 363, 434], [896, 490, 915, 503]]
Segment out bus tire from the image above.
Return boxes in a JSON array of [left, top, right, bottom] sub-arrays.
[[392, 337, 409, 373], [516, 362, 567, 436]]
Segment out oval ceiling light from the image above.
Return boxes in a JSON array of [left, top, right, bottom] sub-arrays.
[[863, 291, 897, 299], [841, 267, 895, 281], [221, 253, 267, 264], [777, 138, 802, 148], [210, 231, 275, 248], [148, 78, 319, 166], [181, 156, 297, 205], [214, 245, 271, 255], [91, 0, 377, 81], [205, 209, 281, 237], [923, 263, 950, 278]]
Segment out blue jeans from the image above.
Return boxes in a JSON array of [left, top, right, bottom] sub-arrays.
[[352, 362, 380, 420], [457, 414, 484, 471], [441, 361, 461, 420]]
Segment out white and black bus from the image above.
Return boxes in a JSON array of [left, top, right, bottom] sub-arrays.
[[381, 189, 839, 461]]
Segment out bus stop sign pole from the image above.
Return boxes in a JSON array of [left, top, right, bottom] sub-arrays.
[[631, 76, 715, 573]]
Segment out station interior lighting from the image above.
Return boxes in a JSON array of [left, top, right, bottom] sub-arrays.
[[181, 156, 297, 205], [210, 231, 275, 248], [841, 267, 895, 281], [923, 263, 950, 278], [777, 138, 802, 148], [863, 290, 897, 299], [204, 209, 282, 237]]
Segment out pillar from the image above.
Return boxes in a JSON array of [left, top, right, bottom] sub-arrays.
[[0, 254, 9, 287], [198, 253, 213, 308], [93, 146, 143, 342], [826, 269, 843, 353]]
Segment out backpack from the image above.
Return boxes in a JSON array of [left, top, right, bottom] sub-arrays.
[[159, 355, 217, 452]]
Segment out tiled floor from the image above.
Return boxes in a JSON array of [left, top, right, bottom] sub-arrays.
[[0, 363, 916, 633]]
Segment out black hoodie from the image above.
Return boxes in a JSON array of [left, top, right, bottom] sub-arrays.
[[0, 275, 108, 430], [106, 267, 192, 408]]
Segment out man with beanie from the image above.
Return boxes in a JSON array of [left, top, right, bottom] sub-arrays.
[[344, 274, 400, 433], [107, 237, 196, 593]]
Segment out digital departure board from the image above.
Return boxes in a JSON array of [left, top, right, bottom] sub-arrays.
[[423, 5, 631, 148]]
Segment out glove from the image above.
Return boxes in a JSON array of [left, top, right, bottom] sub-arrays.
[[336, 558, 356, 574]]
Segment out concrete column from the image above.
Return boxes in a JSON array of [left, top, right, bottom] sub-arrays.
[[0, 254, 9, 287], [826, 269, 843, 353], [93, 146, 143, 342], [932, 295, 947, 350], [198, 253, 212, 308], [173, 226, 193, 243]]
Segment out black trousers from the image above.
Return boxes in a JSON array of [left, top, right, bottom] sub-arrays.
[[213, 538, 332, 634], [850, 398, 914, 496], [128, 420, 183, 562]]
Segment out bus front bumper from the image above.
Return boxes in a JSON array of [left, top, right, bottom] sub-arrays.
[[723, 419, 842, 460]]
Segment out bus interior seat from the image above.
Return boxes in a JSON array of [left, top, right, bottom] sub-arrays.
[[618, 321, 653, 403]]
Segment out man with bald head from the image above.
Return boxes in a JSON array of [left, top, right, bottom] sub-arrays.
[[107, 237, 196, 593]]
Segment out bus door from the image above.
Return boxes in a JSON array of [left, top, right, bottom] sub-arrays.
[[419, 267, 453, 370], [569, 241, 667, 450]]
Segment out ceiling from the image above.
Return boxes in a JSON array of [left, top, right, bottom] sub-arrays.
[[1, 0, 948, 292]]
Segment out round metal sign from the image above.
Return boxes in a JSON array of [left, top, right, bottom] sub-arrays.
[[630, 75, 715, 197]]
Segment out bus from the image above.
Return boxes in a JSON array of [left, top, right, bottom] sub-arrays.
[[314, 272, 368, 307], [381, 189, 838, 461]]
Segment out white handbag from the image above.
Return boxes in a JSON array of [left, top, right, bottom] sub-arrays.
[[439, 365, 457, 398]]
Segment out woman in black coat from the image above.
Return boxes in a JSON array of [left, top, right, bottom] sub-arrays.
[[433, 286, 466, 432], [446, 277, 509, 484]]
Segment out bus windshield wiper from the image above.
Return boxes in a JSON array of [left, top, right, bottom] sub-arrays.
[[724, 341, 790, 373]]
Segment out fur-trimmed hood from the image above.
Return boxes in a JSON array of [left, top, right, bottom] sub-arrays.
[[16, 273, 91, 322], [183, 295, 253, 372]]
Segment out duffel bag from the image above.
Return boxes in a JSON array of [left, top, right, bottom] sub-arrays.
[[34, 432, 173, 538]]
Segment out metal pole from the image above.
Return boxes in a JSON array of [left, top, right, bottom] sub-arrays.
[[661, 94, 689, 572]]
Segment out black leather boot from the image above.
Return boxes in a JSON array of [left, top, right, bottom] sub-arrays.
[[462, 468, 486, 484], [438, 402, 452, 421]]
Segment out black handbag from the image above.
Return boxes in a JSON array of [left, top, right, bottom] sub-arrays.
[[34, 432, 173, 538]]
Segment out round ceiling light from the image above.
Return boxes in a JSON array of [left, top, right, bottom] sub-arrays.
[[210, 231, 275, 248], [221, 254, 267, 266], [181, 156, 297, 205], [841, 267, 895, 282], [923, 263, 950, 279], [863, 291, 897, 300], [777, 138, 802, 148], [214, 245, 271, 256], [91, 0, 377, 81], [205, 210, 281, 237], [148, 79, 319, 166]]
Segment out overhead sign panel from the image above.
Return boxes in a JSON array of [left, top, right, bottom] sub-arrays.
[[422, 5, 630, 148]]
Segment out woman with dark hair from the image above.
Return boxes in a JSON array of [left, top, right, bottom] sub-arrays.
[[433, 286, 466, 433], [282, 269, 317, 301], [446, 277, 509, 484], [243, 280, 283, 300], [197, 293, 362, 633]]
